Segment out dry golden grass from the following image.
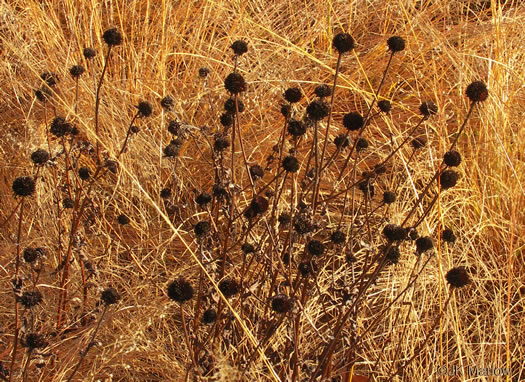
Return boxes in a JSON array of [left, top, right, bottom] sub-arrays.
[[0, 0, 524, 381]]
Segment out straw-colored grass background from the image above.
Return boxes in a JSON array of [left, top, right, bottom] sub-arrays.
[[1, 0, 523, 381]]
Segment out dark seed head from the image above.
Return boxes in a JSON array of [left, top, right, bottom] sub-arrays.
[[224, 98, 245, 113], [271, 294, 293, 313], [41, 72, 58, 87], [194, 221, 211, 236], [383, 191, 396, 204], [35, 88, 49, 102], [278, 213, 291, 225], [199, 67, 211, 78], [377, 100, 392, 113], [137, 101, 153, 117], [356, 138, 369, 151], [306, 240, 324, 257], [218, 278, 239, 298], [282, 155, 300, 173], [220, 112, 233, 127], [12, 176, 36, 197], [442, 228, 457, 243], [419, 101, 438, 117], [294, 215, 312, 234], [411, 137, 426, 149], [298, 261, 315, 277], [163, 142, 180, 158], [105, 160, 118, 174], [241, 243, 255, 254], [130, 125, 140, 134], [444, 150, 461, 167], [287, 119, 306, 137], [249, 164, 264, 180], [160, 96, 174, 111], [23, 333, 47, 349], [224, 72, 246, 94], [440, 169, 458, 189], [383, 224, 407, 241], [167, 120, 181, 135], [202, 308, 217, 324], [50, 116, 72, 137], [330, 230, 346, 244], [284, 87, 302, 103], [160, 188, 172, 199], [358, 179, 374, 197], [334, 133, 349, 149], [31, 149, 50, 165], [83, 47, 96, 60], [230, 40, 248, 56], [167, 278, 194, 303], [101, 287, 120, 305], [314, 84, 331, 98], [117, 214, 130, 225], [23, 248, 39, 263], [385, 246, 401, 265], [214, 136, 230, 152], [19, 291, 43, 308], [69, 65, 85, 78], [280, 104, 291, 118], [465, 81, 488, 103], [332, 32, 355, 54], [306, 100, 329, 121], [387, 36, 406, 53], [78, 166, 91, 180], [195, 192, 212, 206], [445, 267, 470, 288], [343, 112, 364, 131], [63, 197, 74, 209], [248, 196, 269, 215], [102, 28, 123, 46], [415, 236, 433, 254], [213, 184, 228, 199]]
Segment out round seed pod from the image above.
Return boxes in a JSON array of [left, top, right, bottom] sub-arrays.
[[332, 32, 355, 54], [294, 216, 312, 234], [306, 240, 324, 256], [385, 245, 401, 265], [306, 100, 329, 121], [220, 112, 233, 127], [23, 333, 48, 349], [214, 136, 230, 152], [19, 291, 43, 308], [35, 88, 49, 102], [278, 213, 291, 225], [218, 278, 239, 298], [102, 28, 123, 46], [415, 236, 433, 254], [287, 119, 306, 137], [298, 261, 315, 277], [419, 101, 438, 117], [41, 72, 58, 87], [356, 138, 369, 151], [50, 116, 72, 137], [280, 104, 291, 118], [167, 278, 194, 303], [330, 230, 346, 244], [377, 100, 392, 113], [69, 65, 85, 78], [105, 160, 118, 174], [387, 36, 406, 53], [213, 184, 228, 199], [383, 191, 396, 204], [282, 156, 300, 173], [440, 169, 458, 189], [83, 47, 96, 60], [334, 134, 349, 148], [241, 243, 255, 254], [249, 196, 269, 215], [442, 228, 457, 243], [224, 98, 245, 113], [12, 176, 36, 197], [224, 72, 246, 94], [31, 149, 50, 165], [62, 197, 74, 209], [163, 142, 180, 158], [23, 247, 39, 263], [383, 224, 407, 241], [101, 287, 121, 305], [358, 179, 374, 197], [195, 192, 212, 206], [343, 112, 364, 131], [230, 40, 248, 55], [443, 150, 461, 167], [271, 294, 293, 313], [117, 214, 130, 225], [194, 221, 211, 236], [167, 120, 181, 135], [249, 164, 264, 180], [314, 84, 331, 98], [199, 67, 210, 78], [78, 166, 91, 180], [160, 188, 172, 199], [202, 308, 217, 324], [445, 267, 470, 288], [465, 81, 488, 103], [284, 87, 302, 103], [160, 96, 174, 111], [137, 101, 153, 117]]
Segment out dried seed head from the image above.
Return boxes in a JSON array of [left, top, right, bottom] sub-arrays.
[[83, 47, 96, 60], [218, 278, 239, 298], [314, 84, 331, 98], [282, 155, 300, 173], [137, 101, 153, 117], [387, 36, 406, 53], [356, 137, 369, 151], [50, 116, 72, 137], [160, 96, 174, 111], [249, 164, 264, 180], [230, 40, 248, 56], [224, 72, 246, 94], [334, 134, 349, 149], [167, 278, 194, 303], [306, 240, 325, 256], [280, 104, 291, 118], [383, 224, 407, 241], [199, 67, 211, 78], [377, 100, 392, 113], [330, 230, 346, 244], [278, 213, 291, 225], [271, 294, 293, 313], [415, 236, 433, 254], [343, 112, 364, 131], [62, 197, 74, 209], [167, 120, 181, 135], [385, 246, 401, 265], [78, 166, 91, 180], [101, 287, 120, 305], [445, 267, 470, 288], [419, 101, 438, 117], [194, 221, 211, 236], [443, 150, 462, 167], [298, 261, 315, 277], [465, 81, 488, 103], [23, 248, 39, 263], [41, 72, 59, 87], [19, 291, 43, 308], [332, 32, 355, 54], [117, 214, 130, 225], [306, 100, 329, 120], [23, 333, 47, 349], [105, 160, 118, 174], [440, 169, 458, 189], [31, 149, 50, 165], [241, 243, 255, 254], [284, 87, 302, 103], [163, 142, 180, 158], [220, 112, 233, 127], [287, 119, 306, 137], [214, 136, 230, 152], [12, 176, 36, 197], [442, 228, 457, 243], [224, 98, 245, 113], [383, 191, 396, 204], [202, 308, 217, 324], [102, 28, 123, 46], [195, 192, 212, 206], [69, 65, 85, 78]]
